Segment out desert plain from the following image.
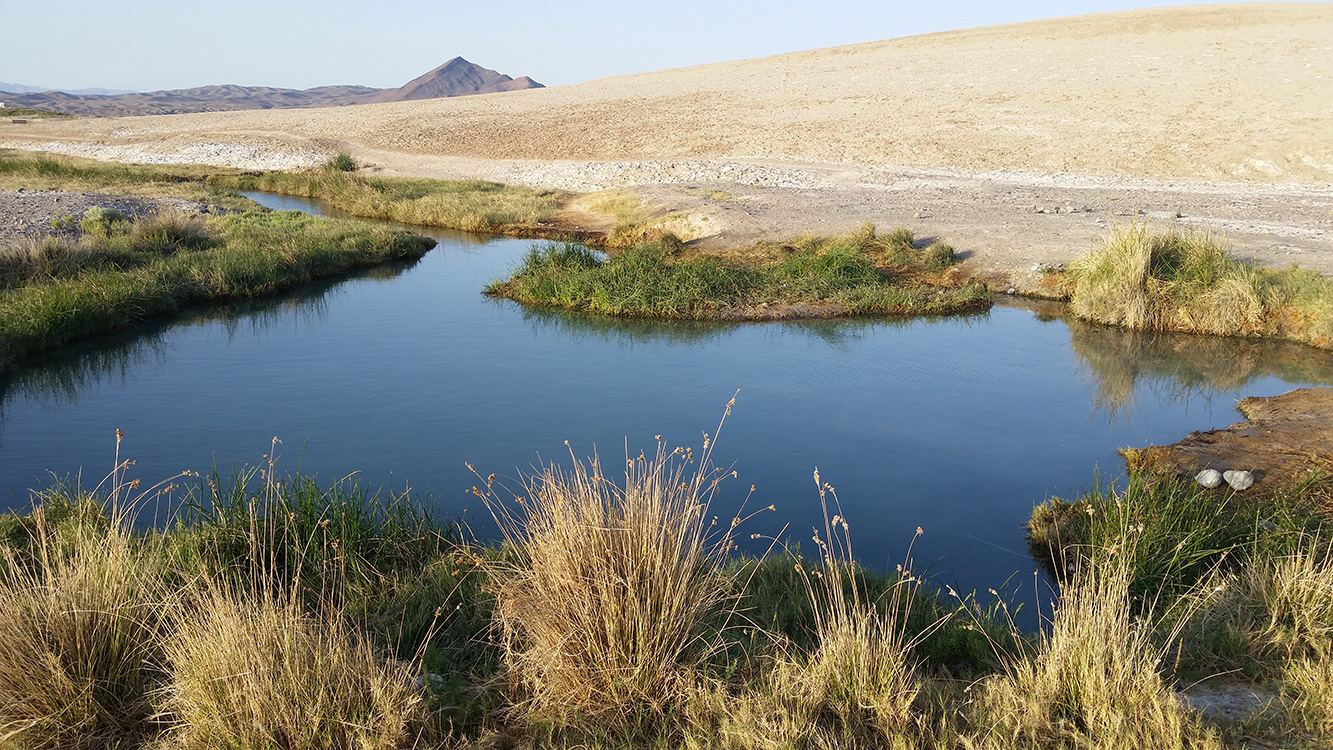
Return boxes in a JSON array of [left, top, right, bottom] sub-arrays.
[[1, 2, 1330, 293]]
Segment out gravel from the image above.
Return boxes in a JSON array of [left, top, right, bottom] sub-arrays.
[[0, 189, 213, 247]]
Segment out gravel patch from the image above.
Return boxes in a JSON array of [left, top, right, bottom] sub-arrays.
[[0, 189, 213, 247]]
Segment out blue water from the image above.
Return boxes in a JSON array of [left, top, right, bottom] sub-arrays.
[[4, 192, 1332, 608]]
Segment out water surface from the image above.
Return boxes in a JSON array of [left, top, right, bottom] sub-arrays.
[[5, 193, 1333, 607]]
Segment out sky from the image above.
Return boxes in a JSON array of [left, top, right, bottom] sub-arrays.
[[0, 0, 1298, 92]]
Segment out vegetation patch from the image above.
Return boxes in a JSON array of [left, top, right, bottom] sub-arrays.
[[208, 168, 569, 235], [487, 224, 986, 320], [0, 150, 257, 211], [1068, 223, 1333, 349], [4, 438, 1333, 748], [0, 210, 434, 369]]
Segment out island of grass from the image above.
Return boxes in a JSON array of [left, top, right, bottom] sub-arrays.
[[486, 225, 990, 320]]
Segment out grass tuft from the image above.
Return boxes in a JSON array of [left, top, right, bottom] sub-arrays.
[[0, 492, 163, 749], [479, 411, 743, 731], [1070, 223, 1333, 348], [972, 558, 1206, 749]]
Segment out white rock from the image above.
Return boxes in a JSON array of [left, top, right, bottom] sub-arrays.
[[1195, 469, 1223, 488], [1225, 470, 1255, 491]]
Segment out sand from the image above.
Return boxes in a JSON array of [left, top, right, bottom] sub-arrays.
[[2, 2, 1330, 289]]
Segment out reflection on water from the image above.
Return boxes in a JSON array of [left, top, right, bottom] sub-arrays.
[[7, 189, 1333, 622], [0, 259, 421, 436], [1066, 317, 1333, 416], [515, 302, 994, 351]]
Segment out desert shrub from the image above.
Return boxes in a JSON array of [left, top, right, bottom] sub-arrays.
[[325, 152, 359, 172], [79, 206, 130, 238]]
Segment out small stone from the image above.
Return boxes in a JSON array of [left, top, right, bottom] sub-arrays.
[[1006, 287, 1017, 295], [1224, 469, 1255, 491], [913, 212, 922, 219], [1195, 469, 1223, 489]]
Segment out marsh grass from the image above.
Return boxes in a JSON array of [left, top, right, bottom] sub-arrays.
[[0, 436, 179, 750], [0, 150, 257, 211], [1070, 223, 1333, 348], [161, 583, 429, 750], [776, 474, 926, 744], [0, 210, 434, 368], [209, 169, 568, 234], [971, 558, 1211, 750], [478, 406, 748, 732], [488, 225, 985, 320]]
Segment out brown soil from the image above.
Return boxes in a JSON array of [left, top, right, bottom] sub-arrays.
[[1128, 387, 1333, 487], [0, 4, 1329, 289]]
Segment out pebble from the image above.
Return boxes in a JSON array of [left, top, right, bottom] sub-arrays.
[[1195, 469, 1223, 488]]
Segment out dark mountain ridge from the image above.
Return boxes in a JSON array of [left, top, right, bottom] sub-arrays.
[[1, 58, 542, 117]]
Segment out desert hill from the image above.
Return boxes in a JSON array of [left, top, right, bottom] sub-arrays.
[[3, 4, 1330, 284], [368, 57, 542, 103], [0, 59, 542, 117], [3, 3, 1328, 183]]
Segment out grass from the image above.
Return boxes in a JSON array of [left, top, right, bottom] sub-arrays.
[[208, 169, 569, 235], [0, 108, 75, 119], [970, 559, 1212, 750], [2, 410, 1332, 750], [0, 149, 258, 212], [487, 225, 986, 320], [0, 210, 435, 369], [476, 404, 745, 731], [1069, 223, 1333, 349]]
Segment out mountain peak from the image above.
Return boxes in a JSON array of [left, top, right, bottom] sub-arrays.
[[369, 59, 543, 103]]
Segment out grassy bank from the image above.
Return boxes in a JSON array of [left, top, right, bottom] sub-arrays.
[[0, 210, 434, 369], [1068, 223, 1333, 349], [8, 433, 1332, 748], [487, 225, 989, 320], [0, 149, 257, 211], [208, 164, 570, 235]]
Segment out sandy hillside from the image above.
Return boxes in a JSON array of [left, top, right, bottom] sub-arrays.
[[3, 2, 1331, 286]]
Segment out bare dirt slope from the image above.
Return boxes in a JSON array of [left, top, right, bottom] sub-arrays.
[[2, 3, 1330, 286]]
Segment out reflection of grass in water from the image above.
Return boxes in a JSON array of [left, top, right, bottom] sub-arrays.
[[0, 260, 420, 437], [1067, 317, 1333, 416], [513, 299, 990, 350]]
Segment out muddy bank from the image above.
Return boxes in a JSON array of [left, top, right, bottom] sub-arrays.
[[1127, 387, 1333, 487]]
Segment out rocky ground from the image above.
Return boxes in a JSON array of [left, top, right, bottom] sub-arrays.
[[0, 189, 213, 247], [1130, 387, 1333, 490]]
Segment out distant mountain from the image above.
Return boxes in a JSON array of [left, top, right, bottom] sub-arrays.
[[0, 59, 542, 117], [0, 82, 137, 96], [368, 57, 543, 103]]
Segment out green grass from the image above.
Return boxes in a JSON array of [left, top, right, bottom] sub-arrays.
[[487, 227, 986, 320], [1069, 223, 1333, 349], [0, 210, 435, 369], [0, 149, 259, 212], [208, 169, 569, 234], [0, 107, 75, 119]]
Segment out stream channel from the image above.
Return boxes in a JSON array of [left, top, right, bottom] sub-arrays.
[[5, 191, 1333, 608]]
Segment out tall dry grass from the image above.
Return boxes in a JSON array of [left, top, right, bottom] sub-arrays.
[[971, 558, 1208, 750], [481, 407, 744, 730], [161, 585, 427, 750], [1069, 223, 1333, 349], [789, 472, 922, 739], [0, 494, 163, 749]]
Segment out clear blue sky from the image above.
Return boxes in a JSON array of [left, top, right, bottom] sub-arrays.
[[0, 1, 1289, 92]]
